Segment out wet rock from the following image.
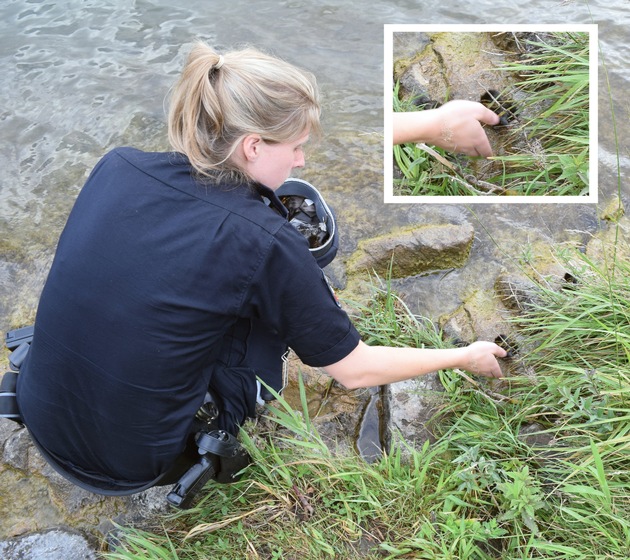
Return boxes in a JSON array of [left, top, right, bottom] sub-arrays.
[[393, 32, 431, 62], [495, 273, 542, 313], [440, 302, 475, 346], [430, 33, 513, 101], [3, 426, 32, 471], [0, 528, 97, 560], [439, 287, 525, 377], [397, 50, 447, 105], [440, 288, 512, 345], [355, 386, 384, 463], [398, 66, 440, 108], [598, 196, 625, 222], [347, 222, 474, 280], [387, 374, 444, 451], [394, 32, 516, 105], [0, 418, 22, 459]]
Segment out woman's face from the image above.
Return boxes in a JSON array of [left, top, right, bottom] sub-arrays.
[[244, 131, 310, 190]]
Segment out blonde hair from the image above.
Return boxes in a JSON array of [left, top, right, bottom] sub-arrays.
[[168, 42, 321, 182]]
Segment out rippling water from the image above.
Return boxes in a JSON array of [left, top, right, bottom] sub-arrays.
[[0, 0, 628, 328]]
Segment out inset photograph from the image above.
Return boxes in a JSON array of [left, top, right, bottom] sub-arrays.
[[384, 25, 597, 202]]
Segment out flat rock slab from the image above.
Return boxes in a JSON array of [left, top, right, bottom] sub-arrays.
[[386, 373, 444, 450], [347, 222, 474, 279]]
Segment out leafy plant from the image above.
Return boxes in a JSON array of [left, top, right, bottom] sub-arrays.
[[496, 465, 547, 534]]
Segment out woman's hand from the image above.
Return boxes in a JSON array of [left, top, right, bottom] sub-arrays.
[[459, 340, 507, 378], [393, 100, 500, 157], [433, 100, 500, 157]]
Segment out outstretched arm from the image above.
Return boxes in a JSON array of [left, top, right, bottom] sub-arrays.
[[324, 340, 507, 390], [393, 100, 500, 157]]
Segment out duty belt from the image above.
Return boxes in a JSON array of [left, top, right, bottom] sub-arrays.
[[0, 325, 33, 423]]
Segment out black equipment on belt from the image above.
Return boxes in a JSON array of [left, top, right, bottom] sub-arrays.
[[1, 325, 34, 423], [166, 428, 250, 509]]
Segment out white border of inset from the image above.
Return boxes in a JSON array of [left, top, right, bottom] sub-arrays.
[[384, 24, 598, 204]]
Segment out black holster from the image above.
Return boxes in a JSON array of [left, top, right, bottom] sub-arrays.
[[1, 325, 34, 424], [166, 428, 250, 509]]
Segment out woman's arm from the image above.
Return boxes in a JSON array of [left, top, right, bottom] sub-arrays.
[[324, 340, 507, 390], [393, 100, 500, 157]]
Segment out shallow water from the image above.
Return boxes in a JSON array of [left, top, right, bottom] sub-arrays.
[[0, 0, 628, 329]]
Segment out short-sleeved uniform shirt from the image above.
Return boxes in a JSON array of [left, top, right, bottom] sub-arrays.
[[17, 147, 360, 485]]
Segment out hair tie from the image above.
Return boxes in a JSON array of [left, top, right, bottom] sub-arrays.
[[214, 55, 225, 70]]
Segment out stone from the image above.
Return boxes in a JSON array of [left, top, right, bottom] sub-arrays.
[[393, 32, 431, 62], [3, 427, 32, 471], [0, 418, 22, 456], [440, 288, 512, 344], [386, 374, 445, 452], [0, 528, 97, 560], [347, 222, 474, 280]]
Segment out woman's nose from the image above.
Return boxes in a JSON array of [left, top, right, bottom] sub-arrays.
[[293, 151, 305, 168]]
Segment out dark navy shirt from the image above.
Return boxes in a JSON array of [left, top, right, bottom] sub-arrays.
[[17, 147, 360, 484]]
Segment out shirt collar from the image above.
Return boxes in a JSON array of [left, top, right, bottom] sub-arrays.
[[255, 183, 289, 219]]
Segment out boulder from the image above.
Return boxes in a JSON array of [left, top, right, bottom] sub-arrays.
[[347, 222, 474, 280], [0, 528, 97, 560]]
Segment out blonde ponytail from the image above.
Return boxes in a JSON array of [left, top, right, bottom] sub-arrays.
[[167, 42, 321, 182]]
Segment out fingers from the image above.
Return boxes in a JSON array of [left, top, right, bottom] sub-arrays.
[[466, 341, 508, 378], [435, 101, 497, 158], [490, 357, 505, 378], [493, 343, 509, 359], [469, 106, 498, 158], [477, 106, 501, 127], [470, 133, 493, 158], [476, 357, 503, 379], [488, 344, 508, 377]]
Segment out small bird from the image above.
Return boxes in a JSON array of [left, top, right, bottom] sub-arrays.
[[480, 89, 518, 127]]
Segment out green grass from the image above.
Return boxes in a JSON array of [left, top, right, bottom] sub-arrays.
[[105, 246, 629, 559], [393, 31, 591, 197]]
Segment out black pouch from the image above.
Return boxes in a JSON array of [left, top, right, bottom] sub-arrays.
[[243, 319, 288, 401], [0, 371, 21, 423], [1, 325, 33, 424]]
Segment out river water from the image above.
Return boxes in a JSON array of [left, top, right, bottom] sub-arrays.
[[0, 0, 628, 330]]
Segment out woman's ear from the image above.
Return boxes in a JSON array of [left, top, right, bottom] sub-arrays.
[[241, 134, 263, 162]]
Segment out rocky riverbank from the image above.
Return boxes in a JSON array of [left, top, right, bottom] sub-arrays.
[[1, 198, 626, 558]]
